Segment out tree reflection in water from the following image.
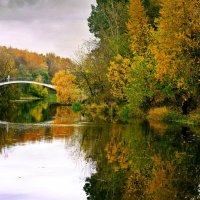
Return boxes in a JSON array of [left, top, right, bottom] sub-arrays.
[[0, 103, 81, 151], [0, 102, 199, 200], [82, 122, 200, 200], [0, 100, 54, 123]]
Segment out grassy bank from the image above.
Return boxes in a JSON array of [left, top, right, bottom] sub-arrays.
[[14, 93, 57, 103], [147, 107, 200, 126], [47, 93, 57, 103]]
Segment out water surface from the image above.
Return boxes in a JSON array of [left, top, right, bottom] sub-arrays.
[[0, 101, 199, 200]]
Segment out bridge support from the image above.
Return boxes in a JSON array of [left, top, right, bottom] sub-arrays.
[[6, 123, 9, 133]]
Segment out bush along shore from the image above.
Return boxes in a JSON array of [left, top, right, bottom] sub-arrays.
[[81, 103, 200, 126], [147, 107, 200, 126]]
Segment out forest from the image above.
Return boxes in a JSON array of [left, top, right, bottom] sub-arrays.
[[0, 0, 199, 123], [74, 0, 200, 122]]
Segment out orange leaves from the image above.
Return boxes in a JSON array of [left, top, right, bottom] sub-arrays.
[[52, 70, 81, 104], [12, 48, 46, 71]]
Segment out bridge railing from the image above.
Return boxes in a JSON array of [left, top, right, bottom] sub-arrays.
[[0, 77, 51, 84]]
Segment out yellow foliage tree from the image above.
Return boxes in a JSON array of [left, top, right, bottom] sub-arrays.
[[52, 70, 81, 104], [127, 0, 152, 56], [153, 0, 200, 96], [0, 47, 16, 78], [107, 54, 131, 101], [125, 0, 158, 110]]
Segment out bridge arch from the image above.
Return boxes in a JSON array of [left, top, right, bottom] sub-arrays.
[[0, 80, 55, 90]]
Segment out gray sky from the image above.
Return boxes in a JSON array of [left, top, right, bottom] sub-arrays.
[[0, 0, 96, 58]]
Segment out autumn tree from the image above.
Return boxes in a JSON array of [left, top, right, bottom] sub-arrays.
[[107, 54, 131, 102], [83, 0, 131, 104], [127, 0, 152, 56], [107, 0, 159, 111], [52, 70, 81, 104], [12, 48, 46, 73], [153, 0, 200, 106], [46, 53, 73, 78], [0, 47, 16, 79], [124, 0, 158, 110], [0, 47, 21, 102]]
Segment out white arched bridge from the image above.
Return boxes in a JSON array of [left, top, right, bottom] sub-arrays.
[[0, 77, 55, 90]]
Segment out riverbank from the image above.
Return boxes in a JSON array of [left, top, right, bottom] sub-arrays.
[[147, 107, 200, 126], [83, 103, 200, 126]]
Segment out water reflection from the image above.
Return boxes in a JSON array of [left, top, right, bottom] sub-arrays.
[[0, 103, 94, 200], [0, 101, 199, 200], [81, 123, 200, 200], [0, 100, 56, 123], [0, 104, 82, 152]]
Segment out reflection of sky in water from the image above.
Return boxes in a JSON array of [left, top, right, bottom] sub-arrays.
[[0, 139, 95, 200]]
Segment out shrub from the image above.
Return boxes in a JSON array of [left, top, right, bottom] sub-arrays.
[[148, 107, 169, 121], [86, 103, 109, 121], [72, 102, 81, 112], [118, 106, 129, 122]]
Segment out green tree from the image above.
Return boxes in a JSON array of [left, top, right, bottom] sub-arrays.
[[125, 0, 157, 110], [126, 57, 157, 110], [29, 76, 48, 98], [32, 68, 50, 83], [88, 0, 130, 60]]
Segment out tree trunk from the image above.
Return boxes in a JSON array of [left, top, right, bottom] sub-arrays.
[[182, 99, 189, 115]]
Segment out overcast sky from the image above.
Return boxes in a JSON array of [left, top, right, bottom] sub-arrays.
[[0, 0, 96, 58]]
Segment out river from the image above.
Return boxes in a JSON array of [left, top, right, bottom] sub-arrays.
[[0, 101, 199, 200]]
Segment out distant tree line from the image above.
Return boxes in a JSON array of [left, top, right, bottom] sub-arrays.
[[0, 46, 73, 101]]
